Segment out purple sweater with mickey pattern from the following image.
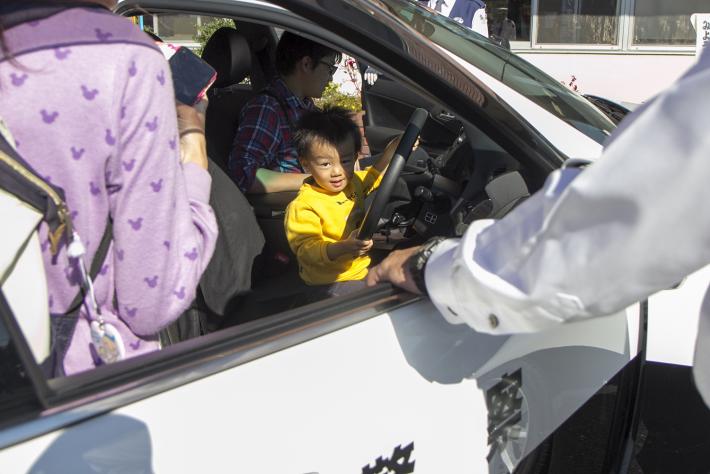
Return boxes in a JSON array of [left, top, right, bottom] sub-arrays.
[[0, 7, 218, 375]]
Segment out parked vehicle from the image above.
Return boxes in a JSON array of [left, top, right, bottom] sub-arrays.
[[1, 1, 708, 472]]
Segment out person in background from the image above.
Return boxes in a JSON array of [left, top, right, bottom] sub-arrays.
[[0, 0, 218, 375], [423, 0, 488, 36], [362, 0, 487, 85], [285, 107, 398, 296], [228, 32, 341, 194], [366, 46, 710, 408]]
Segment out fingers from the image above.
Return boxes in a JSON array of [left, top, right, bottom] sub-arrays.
[[363, 66, 379, 86], [194, 96, 208, 115], [176, 98, 208, 135], [365, 247, 422, 293], [365, 264, 381, 286], [354, 241, 372, 256]]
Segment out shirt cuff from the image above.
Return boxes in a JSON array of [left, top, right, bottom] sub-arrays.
[[182, 162, 212, 204], [426, 219, 569, 334], [424, 237, 466, 326]]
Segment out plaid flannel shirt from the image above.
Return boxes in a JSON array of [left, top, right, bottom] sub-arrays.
[[228, 77, 315, 192]]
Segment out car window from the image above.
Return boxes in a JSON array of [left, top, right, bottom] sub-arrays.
[[0, 294, 42, 425], [375, 0, 616, 144], [0, 2, 551, 396]]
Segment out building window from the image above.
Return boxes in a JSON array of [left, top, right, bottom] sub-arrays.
[[143, 14, 223, 44], [487, 0, 532, 42], [632, 0, 707, 45], [536, 0, 620, 45]]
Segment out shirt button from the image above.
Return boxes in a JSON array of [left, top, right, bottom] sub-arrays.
[[488, 314, 499, 329]]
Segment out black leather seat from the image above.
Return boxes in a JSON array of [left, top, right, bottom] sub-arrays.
[[201, 27, 257, 173]]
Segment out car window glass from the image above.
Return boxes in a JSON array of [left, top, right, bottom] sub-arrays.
[[0, 294, 42, 424], [0, 5, 551, 394], [375, 0, 616, 144]]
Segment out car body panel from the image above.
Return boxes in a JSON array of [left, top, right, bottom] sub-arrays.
[[0, 300, 637, 472], [439, 47, 603, 160]]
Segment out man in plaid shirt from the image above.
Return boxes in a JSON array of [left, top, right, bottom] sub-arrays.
[[229, 32, 342, 193]]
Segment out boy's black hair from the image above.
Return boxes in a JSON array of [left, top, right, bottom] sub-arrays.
[[275, 31, 342, 76], [295, 106, 362, 160]]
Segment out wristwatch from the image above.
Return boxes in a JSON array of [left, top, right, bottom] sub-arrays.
[[407, 236, 447, 295]]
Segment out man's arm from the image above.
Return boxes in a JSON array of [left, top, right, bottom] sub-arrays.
[[369, 48, 710, 334], [230, 97, 308, 193], [247, 168, 309, 194]]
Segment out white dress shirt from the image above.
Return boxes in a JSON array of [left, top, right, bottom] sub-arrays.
[[424, 47, 710, 405], [427, 0, 489, 37]]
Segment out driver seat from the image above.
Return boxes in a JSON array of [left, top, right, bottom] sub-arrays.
[[201, 27, 258, 173]]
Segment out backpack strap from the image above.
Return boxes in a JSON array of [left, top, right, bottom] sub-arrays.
[[43, 219, 112, 377], [0, 120, 107, 377], [0, 126, 67, 252]]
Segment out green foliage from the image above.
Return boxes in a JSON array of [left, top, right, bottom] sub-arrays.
[[193, 18, 235, 56], [315, 82, 362, 112]]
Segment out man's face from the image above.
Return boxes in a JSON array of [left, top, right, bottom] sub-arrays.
[[301, 135, 356, 193], [303, 53, 338, 98]]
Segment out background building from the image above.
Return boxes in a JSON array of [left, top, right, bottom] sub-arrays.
[[490, 0, 708, 104], [139, 0, 709, 105]]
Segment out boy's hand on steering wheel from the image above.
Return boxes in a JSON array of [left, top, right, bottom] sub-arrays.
[[343, 230, 373, 256], [327, 230, 373, 260]]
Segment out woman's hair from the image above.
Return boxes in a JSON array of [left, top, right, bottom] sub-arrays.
[[294, 106, 362, 159], [275, 31, 342, 76]]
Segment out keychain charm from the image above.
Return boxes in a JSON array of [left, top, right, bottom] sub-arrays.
[[90, 320, 126, 364], [68, 230, 126, 365]]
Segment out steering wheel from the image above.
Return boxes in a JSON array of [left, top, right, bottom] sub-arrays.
[[357, 108, 428, 240]]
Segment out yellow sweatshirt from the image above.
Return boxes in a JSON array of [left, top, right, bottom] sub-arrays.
[[285, 168, 382, 285]]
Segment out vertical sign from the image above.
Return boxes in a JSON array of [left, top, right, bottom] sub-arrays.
[[691, 13, 710, 57]]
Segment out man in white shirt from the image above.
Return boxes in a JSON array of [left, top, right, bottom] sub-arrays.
[[366, 47, 710, 407], [425, 0, 488, 37]]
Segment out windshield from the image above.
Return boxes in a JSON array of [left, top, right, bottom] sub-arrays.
[[376, 0, 616, 144]]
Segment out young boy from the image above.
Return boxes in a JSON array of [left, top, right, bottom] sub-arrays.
[[285, 106, 397, 291]]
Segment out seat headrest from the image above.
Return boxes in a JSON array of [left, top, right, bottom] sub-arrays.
[[201, 27, 251, 88]]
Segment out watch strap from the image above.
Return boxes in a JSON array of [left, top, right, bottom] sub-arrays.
[[407, 236, 447, 295]]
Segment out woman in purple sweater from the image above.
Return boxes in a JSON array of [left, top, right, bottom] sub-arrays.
[[0, 1, 218, 375]]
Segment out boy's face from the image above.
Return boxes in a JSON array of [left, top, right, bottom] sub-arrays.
[[301, 135, 357, 193]]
